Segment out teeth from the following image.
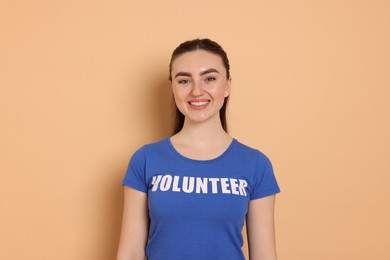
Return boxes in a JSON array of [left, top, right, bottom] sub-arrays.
[[190, 101, 209, 106]]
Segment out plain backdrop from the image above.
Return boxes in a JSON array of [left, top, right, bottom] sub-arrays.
[[1, 0, 389, 259]]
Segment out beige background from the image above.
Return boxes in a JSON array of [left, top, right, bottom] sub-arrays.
[[1, 0, 389, 259]]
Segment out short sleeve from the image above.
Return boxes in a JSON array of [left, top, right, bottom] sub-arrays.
[[122, 146, 148, 193], [250, 152, 280, 200]]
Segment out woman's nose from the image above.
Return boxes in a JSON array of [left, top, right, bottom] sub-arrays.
[[191, 80, 204, 96]]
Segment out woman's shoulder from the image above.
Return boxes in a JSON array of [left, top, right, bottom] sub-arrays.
[[127, 138, 170, 164], [233, 139, 272, 162], [131, 137, 170, 155], [143, 137, 169, 148]]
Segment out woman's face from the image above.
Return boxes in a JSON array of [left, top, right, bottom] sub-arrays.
[[170, 50, 231, 126]]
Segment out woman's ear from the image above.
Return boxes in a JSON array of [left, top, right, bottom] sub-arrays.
[[224, 77, 232, 97]]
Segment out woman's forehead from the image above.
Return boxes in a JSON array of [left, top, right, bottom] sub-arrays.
[[171, 50, 225, 72]]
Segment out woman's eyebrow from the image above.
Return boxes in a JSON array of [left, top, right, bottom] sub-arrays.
[[200, 68, 220, 76], [174, 72, 192, 78]]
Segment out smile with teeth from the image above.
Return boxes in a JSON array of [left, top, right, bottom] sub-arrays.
[[189, 101, 210, 106]]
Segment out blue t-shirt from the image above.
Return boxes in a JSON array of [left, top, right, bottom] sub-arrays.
[[122, 137, 280, 260]]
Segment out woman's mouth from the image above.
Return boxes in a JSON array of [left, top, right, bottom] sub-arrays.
[[188, 100, 210, 109]]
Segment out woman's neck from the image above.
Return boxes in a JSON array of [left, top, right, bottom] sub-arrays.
[[171, 118, 232, 149], [170, 123, 233, 160]]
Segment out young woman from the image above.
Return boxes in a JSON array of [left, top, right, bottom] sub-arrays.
[[117, 38, 280, 260]]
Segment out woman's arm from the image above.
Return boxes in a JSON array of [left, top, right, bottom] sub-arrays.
[[246, 195, 277, 260], [117, 186, 149, 260]]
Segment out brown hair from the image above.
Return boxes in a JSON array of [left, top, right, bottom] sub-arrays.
[[169, 38, 231, 134]]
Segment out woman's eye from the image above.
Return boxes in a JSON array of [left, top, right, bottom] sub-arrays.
[[206, 77, 216, 82], [178, 79, 190, 84]]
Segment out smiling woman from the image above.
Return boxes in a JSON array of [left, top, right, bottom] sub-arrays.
[[117, 38, 280, 260], [170, 49, 231, 129], [168, 39, 231, 134]]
